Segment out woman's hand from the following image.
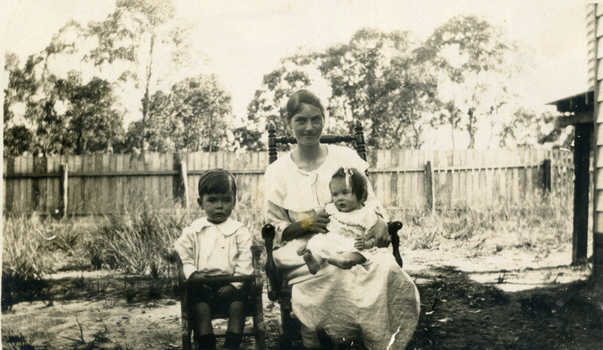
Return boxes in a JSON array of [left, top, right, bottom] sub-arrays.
[[282, 210, 330, 242], [365, 217, 390, 248]]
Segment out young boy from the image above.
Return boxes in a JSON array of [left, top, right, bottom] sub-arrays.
[[174, 169, 252, 350]]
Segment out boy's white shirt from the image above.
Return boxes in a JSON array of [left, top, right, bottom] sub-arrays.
[[174, 217, 253, 289]]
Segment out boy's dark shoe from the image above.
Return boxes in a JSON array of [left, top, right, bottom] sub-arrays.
[[223, 331, 243, 349], [195, 333, 216, 350]]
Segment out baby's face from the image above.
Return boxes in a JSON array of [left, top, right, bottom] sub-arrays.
[[329, 178, 360, 213]]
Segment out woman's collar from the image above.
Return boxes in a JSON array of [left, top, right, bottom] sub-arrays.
[[288, 144, 330, 174]]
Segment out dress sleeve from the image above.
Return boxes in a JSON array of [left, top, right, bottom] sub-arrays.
[[264, 200, 293, 247], [232, 226, 253, 289], [174, 229, 198, 280]]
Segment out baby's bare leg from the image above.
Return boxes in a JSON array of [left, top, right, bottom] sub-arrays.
[[327, 252, 366, 270], [302, 249, 324, 275]]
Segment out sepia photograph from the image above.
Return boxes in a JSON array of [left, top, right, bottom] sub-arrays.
[[2, 0, 601, 349]]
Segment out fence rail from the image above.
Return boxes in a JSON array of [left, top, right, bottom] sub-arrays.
[[3, 148, 574, 216]]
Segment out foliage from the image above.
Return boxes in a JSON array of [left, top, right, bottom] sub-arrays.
[[245, 28, 442, 149], [3, 53, 125, 156], [497, 108, 572, 149], [245, 55, 314, 142], [2, 215, 55, 310], [419, 15, 519, 148], [85, 0, 196, 151], [123, 74, 233, 152], [394, 192, 572, 255], [317, 28, 438, 149], [92, 206, 186, 277]]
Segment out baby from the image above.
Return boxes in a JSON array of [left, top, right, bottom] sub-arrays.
[[298, 167, 378, 274]]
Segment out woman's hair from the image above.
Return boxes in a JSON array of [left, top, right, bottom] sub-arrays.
[[198, 169, 237, 201], [286, 89, 325, 124], [330, 167, 368, 204]]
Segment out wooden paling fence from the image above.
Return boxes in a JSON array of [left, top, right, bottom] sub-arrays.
[[3, 149, 573, 216]]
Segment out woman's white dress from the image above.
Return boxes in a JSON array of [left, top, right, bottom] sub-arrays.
[[262, 145, 420, 349]]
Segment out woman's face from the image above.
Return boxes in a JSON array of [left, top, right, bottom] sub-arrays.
[[289, 103, 324, 147]]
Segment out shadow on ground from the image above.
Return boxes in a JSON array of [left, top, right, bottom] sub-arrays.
[[407, 266, 602, 349]]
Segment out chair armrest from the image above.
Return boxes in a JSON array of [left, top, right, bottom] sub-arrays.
[[262, 223, 281, 301], [387, 221, 403, 268]]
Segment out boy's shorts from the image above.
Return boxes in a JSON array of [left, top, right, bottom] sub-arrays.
[[187, 281, 249, 313]]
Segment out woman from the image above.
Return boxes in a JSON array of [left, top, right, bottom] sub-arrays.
[[262, 89, 420, 349]]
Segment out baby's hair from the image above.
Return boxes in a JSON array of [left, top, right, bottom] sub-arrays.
[[330, 167, 368, 204], [198, 169, 237, 202]]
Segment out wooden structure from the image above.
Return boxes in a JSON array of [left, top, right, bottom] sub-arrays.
[[3, 149, 572, 216], [170, 247, 266, 350], [587, 4, 603, 285], [550, 90, 594, 265]]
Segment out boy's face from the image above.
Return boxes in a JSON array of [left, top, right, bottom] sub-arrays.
[[198, 190, 235, 224], [329, 178, 360, 213]]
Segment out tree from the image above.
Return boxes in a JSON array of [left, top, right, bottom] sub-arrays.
[[246, 55, 314, 136], [4, 51, 124, 156], [64, 75, 125, 154], [317, 28, 417, 148], [244, 28, 438, 150], [497, 108, 571, 149], [123, 74, 232, 152], [85, 0, 195, 151], [420, 15, 518, 148]]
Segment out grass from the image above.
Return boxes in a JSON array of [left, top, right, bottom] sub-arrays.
[[2, 193, 575, 308], [390, 192, 574, 256]]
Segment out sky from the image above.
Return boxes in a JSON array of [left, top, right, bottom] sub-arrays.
[[1, 0, 592, 133]]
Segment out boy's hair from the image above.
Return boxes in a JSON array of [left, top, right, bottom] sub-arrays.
[[198, 169, 237, 201], [330, 167, 368, 204]]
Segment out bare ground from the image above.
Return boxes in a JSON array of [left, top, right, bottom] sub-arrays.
[[2, 243, 601, 349]]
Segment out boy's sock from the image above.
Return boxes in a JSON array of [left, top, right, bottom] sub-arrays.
[[195, 333, 216, 350], [223, 331, 243, 349]]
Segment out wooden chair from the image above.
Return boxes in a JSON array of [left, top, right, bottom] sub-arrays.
[[171, 246, 266, 350], [262, 121, 404, 348]]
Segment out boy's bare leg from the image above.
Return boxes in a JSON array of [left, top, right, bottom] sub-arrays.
[[194, 302, 213, 335], [302, 249, 324, 274], [227, 300, 246, 334], [327, 252, 366, 270]]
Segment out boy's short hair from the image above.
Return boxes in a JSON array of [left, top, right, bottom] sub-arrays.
[[330, 167, 368, 204], [198, 169, 237, 201]]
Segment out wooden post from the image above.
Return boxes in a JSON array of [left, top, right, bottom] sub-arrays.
[[573, 123, 592, 264], [542, 159, 552, 193], [354, 121, 367, 162], [59, 163, 68, 218], [180, 160, 189, 211], [268, 122, 277, 164], [424, 161, 434, 212]]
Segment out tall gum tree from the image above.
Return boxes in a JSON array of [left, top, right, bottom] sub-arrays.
[[85, 0, 195, 151], [420, 15, 518, 149]]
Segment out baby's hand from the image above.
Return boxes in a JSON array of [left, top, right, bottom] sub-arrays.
[[355, 236, 365, 250]]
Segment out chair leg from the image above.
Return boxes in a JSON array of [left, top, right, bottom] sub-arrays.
[[254, 311, 267, 349]]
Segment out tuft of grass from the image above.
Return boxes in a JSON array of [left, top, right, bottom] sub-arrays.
[[2, 214, 55, 310], [91, 204, 187, 277], [392, 192, 573, 256]]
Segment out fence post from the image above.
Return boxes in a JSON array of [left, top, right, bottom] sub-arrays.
[[59, 163, 68, 218], [542, 159, 552, 193], [424, 161, 435, 212], [180, 160, 189, 211]]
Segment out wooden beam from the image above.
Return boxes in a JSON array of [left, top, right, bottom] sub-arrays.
[[556, 111, 594, 128]]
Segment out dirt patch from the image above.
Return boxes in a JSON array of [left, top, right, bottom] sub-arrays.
[[2, 245, 602, 349]]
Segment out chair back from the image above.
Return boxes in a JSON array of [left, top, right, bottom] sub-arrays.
[[267, 121, 367, 164]]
